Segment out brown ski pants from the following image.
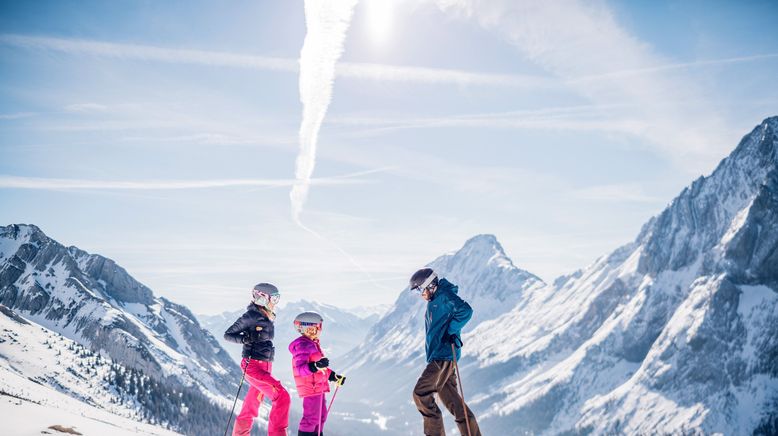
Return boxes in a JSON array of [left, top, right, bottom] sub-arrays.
[[412, 360, 481, 436]]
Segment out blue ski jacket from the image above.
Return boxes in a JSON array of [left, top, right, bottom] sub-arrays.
[[425, 278, 473, 362]]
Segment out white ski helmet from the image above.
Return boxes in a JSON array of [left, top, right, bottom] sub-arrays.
[[294, 311, 323, 334], [252, 283, 280, 307]]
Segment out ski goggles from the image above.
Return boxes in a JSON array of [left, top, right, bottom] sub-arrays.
[[254, 292, 281, 306], [294, 320, 322, 330], [410, 273, 438, 294]]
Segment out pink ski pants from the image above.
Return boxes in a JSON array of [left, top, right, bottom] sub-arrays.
[[232, 358, 290, 436]]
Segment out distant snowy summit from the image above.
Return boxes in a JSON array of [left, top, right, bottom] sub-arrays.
[[0, 224, 241, 435]]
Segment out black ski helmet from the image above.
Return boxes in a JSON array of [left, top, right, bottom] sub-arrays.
[[409, 268, 438, 293]]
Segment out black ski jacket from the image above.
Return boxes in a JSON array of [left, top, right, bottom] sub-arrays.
[[224, 303, 276, 361]]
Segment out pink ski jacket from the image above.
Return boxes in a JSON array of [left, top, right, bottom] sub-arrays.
[[289, 336, 332, 398]]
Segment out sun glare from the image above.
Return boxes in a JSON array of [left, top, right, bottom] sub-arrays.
[[366, 0, 394, 45]]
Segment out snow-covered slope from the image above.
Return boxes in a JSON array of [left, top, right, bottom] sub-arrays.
[[0, 225, 243, 435], [464, 116, 778, 435], [0, 304, 181, 435], [329, 116, 778, 435]]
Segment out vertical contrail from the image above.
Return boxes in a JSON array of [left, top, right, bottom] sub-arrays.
[[291, 0, 359, 225], [290, 0, 389, 291]]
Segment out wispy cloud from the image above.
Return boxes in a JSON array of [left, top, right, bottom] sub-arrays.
[[571, 183, 664, 203], [431, 0, 755, 172], [64, 103, 108, 113], [327, 103, 650, 137], [568, 53, 778, 84], [0, 112, 36, 120], [0, 34, 298, 71], [0, 34, 550, 88], [119, 132, 296, 147], [0, 171, 380, 191]]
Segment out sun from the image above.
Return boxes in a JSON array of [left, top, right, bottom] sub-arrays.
[[365, 0, 395, 45]]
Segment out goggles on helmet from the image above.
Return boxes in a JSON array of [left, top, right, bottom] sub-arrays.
[[253, 292, 281, 307], [295, 320, 322, 334], [410, 272, 438, 295]]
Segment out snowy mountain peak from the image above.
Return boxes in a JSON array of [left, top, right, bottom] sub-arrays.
[[718, 115, 777, 178], [452, 233, 512, 266], [431, 234, 541, 296], [461, 233, 502, 252], [341, 233, 544, 383], [332, 118, 778, 435], [635, 116, 778, 276], [0, 224, 241, 435]]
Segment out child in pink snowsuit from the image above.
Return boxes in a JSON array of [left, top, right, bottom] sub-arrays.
[[224, 283, 291, 436], [289, 312, 346, 436]]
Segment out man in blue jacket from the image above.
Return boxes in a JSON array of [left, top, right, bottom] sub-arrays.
[[410, 268, 481, 436]]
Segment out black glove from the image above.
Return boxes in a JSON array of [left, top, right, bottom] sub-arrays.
[[307, 358, 329, 372], [241, 328, 263, 344], [329, 372, 346, 385], [445, 333, 463, 348]]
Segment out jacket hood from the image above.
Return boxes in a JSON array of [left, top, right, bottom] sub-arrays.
[[434, 278, 458, 299], [288, 335, 319, 353]]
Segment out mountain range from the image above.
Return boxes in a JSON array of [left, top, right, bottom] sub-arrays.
[[1, 116, 776, 435], [328, 116, 778, 435]]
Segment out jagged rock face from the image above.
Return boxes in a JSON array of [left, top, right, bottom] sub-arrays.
[[725, 170, 778, 287], [69, 246, 155, 305], [472, 117, 778, 435], [639, 118, 778, 277], [329, 117, 778, 435], [0, 224, 241, 402]]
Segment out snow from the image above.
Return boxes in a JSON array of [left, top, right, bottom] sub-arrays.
[[0, 372, 180, 436], [719, 199, 753, 247], [0, 309, 181, 435]]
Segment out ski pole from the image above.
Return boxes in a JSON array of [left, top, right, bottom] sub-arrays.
[[327, 378, 343, 416], [224, 357, 250, 436], [317, 392, 325, 436], [326, 376, 344, 414], [451, 343, 472, 436]]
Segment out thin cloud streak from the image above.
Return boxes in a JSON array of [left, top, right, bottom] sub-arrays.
[[568, 53, 778, 84], [0, 34, 550, 88], [0, 112, 36, 120], [0, 173, 378, 191], [571, 183, 665, 203], [0, 34, 298, 71], [3, 33, 771, 93], [328, 104, 650, 137]]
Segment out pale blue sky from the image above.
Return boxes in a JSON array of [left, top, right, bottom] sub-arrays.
[[1, 0, 777, 314]]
